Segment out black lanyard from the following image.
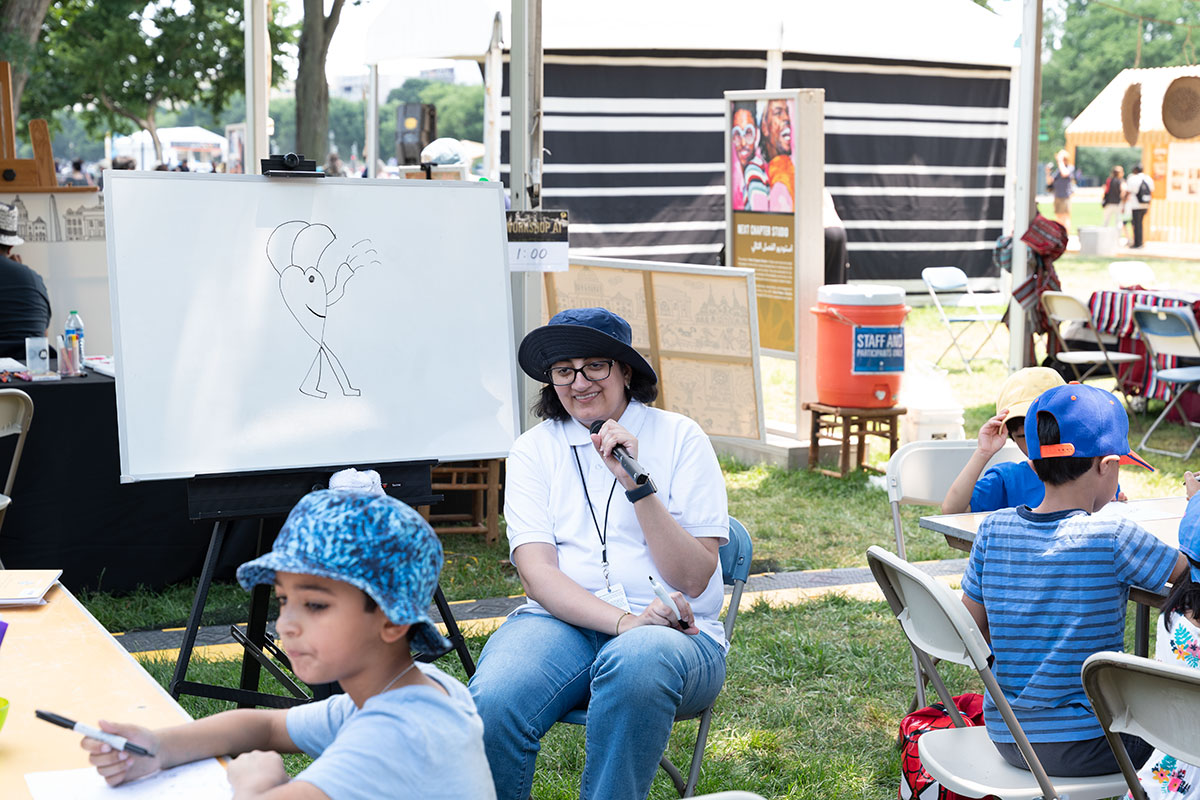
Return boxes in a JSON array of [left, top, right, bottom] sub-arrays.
[[572, 444, 618, 589]]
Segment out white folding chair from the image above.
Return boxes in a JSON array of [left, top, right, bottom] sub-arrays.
[[922, 266, 1005, 373], [1041, 291, 1142, 407], [1082, 651, 1200, 800], [885, 438, 1024, 706], [868, 546, 1128, 800], [1131, 306, 1200, 459], [1108, 260, 1156, 290], [0, 389, 34, 569]]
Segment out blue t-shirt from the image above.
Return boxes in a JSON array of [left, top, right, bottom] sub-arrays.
[[961, 506, 1178, 743], [970, 460, 1045, 512], [286, 663, 496, 799]]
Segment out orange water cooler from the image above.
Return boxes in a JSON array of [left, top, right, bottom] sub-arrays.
[[810, 285, 909, 408]]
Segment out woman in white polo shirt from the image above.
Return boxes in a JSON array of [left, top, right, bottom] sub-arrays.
[[468, 307, 729, 800]]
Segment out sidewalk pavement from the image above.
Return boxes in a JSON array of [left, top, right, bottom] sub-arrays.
[[114, 559, 970, 661]]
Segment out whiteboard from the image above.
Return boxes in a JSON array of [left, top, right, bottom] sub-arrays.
[[104, 172, 518, 481]]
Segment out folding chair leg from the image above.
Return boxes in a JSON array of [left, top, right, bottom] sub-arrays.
[[1139, 383, 1200, 459]]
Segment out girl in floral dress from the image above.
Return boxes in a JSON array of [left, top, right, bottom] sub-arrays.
[[1130, 472, 1200, 799]]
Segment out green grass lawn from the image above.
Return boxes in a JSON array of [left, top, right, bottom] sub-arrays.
[[74, 252, 1198, 799]]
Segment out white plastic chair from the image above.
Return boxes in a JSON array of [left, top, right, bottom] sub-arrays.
[[1040, 291, 1142, 407], [1131, 305, 1200, 459], [922, 266, 1005, 373], [0, 389, 34, 568], [868, 546, 1128, 800], [1082, 650, 1200, 800], [885, 438, 1024, 706], [1108, 260, 1156, 289]]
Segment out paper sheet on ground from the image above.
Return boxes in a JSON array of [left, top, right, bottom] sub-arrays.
[[25, 759, 231, 799]]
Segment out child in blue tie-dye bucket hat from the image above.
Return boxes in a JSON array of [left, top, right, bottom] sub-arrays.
[[80, 475, 497, 799]]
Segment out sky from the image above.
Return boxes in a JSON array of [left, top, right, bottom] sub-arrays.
[[279, 0, 484, 84]]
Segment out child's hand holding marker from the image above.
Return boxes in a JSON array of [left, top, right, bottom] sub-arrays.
[[77, 719, 163, 786]]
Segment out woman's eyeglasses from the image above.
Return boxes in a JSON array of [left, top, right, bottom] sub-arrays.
[[548, 360, 614, 386]]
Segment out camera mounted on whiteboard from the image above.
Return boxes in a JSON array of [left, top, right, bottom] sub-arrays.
[[260, 153, 322, 178]]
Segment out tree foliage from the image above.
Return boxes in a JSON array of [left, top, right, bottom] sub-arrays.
[[20, 0, 294, 161], [1041, 0, 1199, 160], [0, 0, 53, 118], [382, 78, 485, 154]]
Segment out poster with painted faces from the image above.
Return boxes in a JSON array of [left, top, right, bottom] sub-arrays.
[[729, 97, 795, 213]]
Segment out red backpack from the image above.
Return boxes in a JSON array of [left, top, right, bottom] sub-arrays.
[[898, 693, 997, 800]]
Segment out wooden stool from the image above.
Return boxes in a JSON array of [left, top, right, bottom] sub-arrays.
[[803, 402, 907, 478], [418, 459, 503, 544]]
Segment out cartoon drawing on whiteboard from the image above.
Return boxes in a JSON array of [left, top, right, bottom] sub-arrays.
[[267, 221, 380, 398]]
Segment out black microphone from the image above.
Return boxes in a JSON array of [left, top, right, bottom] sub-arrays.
[[589, 420, 650, 485]]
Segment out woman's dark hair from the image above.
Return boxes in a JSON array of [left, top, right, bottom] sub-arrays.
[[532, 362, 658, 421], [1030, 411, 1095, 485], [72, 158, 84, 171], [1162, 569, 1200, 631]]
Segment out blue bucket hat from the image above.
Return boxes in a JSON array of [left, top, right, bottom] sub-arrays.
[[517, 307, 656, 385], [1026, 384, 1153, 470], [237, 489, 451, 657]]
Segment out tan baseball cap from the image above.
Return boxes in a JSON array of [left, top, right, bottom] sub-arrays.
[[995, 367, 1066, 419]]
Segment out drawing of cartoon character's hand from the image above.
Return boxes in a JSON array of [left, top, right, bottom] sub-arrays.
[[326, 238, 380, 305]]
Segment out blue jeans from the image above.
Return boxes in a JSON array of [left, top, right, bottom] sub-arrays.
[[468, 612, 727, 800]]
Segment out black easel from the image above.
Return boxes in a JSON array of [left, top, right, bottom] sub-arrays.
[[168, 460, 478, 708]]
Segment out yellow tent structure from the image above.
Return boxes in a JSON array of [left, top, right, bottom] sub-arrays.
[[1066, 65, 1200, 244]]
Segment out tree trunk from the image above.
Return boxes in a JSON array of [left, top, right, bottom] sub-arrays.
[[146, 111, 161, 165], [294, 0, 345, 163], [1, 0, 53, 118]]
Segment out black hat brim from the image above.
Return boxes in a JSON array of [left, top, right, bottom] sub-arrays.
[[518, 324, 657, 385]]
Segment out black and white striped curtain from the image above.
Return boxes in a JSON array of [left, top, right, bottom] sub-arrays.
[[502, 50, 1010, 282]]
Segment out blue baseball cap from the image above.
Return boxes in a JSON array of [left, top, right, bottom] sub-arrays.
[[518, 307, 656, 385], [1025, 384, 1153, 470], [237, 490, 451, 656]]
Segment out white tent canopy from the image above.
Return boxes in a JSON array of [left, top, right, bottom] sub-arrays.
[[111, 125, 228, 170], [364, 0, 1016, 67]]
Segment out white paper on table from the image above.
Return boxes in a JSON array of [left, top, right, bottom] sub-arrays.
[[0, 357, 26, 371], [25, 758, 231, 799], [1093, 497, 1189, 523]]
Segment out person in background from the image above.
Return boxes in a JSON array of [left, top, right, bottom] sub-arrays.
[[1048, 149, 1075, 231], [1127, 163, 1155, 249], [823, 188, 850, 284], [1101, 165, 1125, 229], [1127, 471, 1200, 799], [0, 202, 52, 361], [324, 153, 348, 177], [63, 158, 94, 187], [941, 368, 1065, 514], [961, 384, 1188, 777]]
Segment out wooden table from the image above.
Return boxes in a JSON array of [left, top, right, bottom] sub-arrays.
[[0, 583, 193, 798], [920, 496, 1189, 657]]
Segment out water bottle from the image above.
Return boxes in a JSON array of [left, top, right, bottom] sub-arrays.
[[65, 310, 85, 373]]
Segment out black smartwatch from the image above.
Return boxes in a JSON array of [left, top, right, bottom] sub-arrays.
[[625, 476, 657, 504]]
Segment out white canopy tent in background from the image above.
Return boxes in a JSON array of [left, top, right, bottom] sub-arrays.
[[110, 125, 229, 170]]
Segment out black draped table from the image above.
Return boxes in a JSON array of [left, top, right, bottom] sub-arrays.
[[0, 370, 254, 593]]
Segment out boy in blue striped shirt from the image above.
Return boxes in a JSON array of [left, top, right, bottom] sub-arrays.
[[961, 384, 1188, 777]]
